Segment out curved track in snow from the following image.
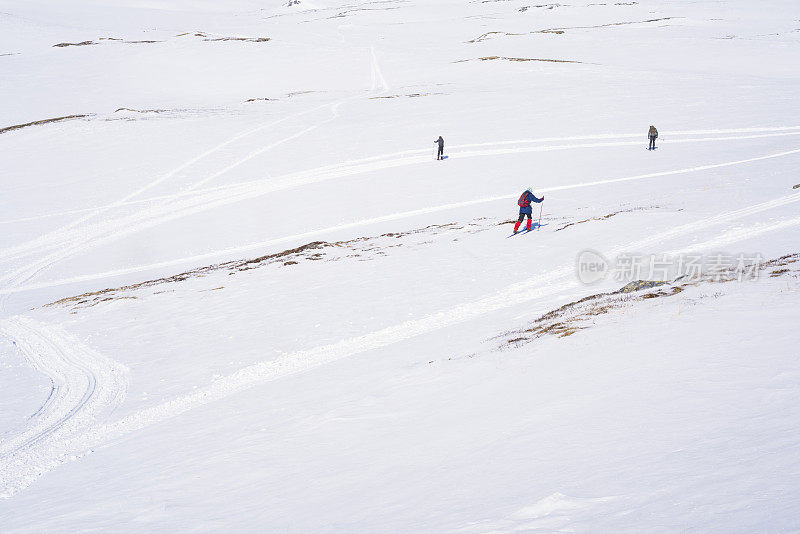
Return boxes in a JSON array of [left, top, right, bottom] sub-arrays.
[[0, 317, 128, 499], [0, 47, 396, 278], [4, 126, 800, 228], [0, 137, 797, 298], [1, 145, 799, 296], [1, 193, 799, 498], [2, 125, 800, 225], [80, 195, 800, 436]]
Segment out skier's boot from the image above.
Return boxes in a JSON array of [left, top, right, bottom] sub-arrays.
[[513, 221, 522, 233], [527, 219, 533, 231]]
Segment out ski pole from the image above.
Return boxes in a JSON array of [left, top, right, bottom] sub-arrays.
[[537, 201, 543, 230]]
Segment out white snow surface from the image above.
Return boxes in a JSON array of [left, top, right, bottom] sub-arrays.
[[1, 0, 800, 531]]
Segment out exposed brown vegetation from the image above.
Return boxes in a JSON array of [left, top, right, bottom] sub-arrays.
[[53, 41, 96, 47], [519, 4, 562, 12], [763, 253, 800, 268], [207, 36, 270, 42], [533, 17, 677, 33], [54, 39, 163, 48], [456, 56, 582, 64], [468, 31, 524, 43], [327, 5, 403, 19], [244, 92, 316, 103], [468, 17, 679, 43], [44, 221, 494, 312], [178, 32, 270, 42], [114, 108, 169, 114], [498, 253, 799, 348], [555, 206, 662, 231], [369, 92, 443, 99], [0, 115, 91, 135]]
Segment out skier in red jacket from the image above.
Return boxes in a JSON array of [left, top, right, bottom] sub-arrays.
[[514, 187, 544, 233]]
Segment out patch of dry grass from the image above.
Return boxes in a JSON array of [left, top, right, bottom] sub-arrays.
[[498, 253, 799, 348], [53, 41, 95, 47], [0, 115, 91, 135], [44, 221, 493, 312], [555, 206, 662, 231], [468, 17, 679, 43]]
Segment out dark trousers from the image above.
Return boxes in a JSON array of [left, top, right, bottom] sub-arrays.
[[518, 213, 532, 222], [437, 146, 444, 159], [649, 136, 657, 150]]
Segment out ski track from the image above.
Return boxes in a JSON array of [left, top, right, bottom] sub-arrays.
[[1, 133, 798, 294], [0, 100, 352, 268], [1, 146, 799, 296], [1, 127, 798, 270], [0, 122, 798, 496], [2, 194, 798, 498], [370, 46, 390, 92], [0, 44, 391, 279], [3, 126, 800, 227], [40, 98, 348, 235], [0, 52, 390, 284], [0, 316, 128, 499], [0, 97, 360, 295], [184, 100, 347, 193], [0, 84, 373, 272]]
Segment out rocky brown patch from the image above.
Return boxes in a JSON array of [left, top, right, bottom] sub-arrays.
[[468, 17, 678, 43], [0, 114, 91, 135], [498, 254, 799, 348], [369, 92, 443, 99], [532, 17, 677, 33], [467, 31, 524, 43], [519, 4, 563, 11], [53, 41, 96, 47], [456, 56, 583, 64], [114, 108, 169, 114], [178, 32, 270, 42], [44, 221, 494, 311]]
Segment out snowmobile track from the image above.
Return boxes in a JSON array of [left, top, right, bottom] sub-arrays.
[[3, 194, 799, 498], [2, 145, 799, 296], [0, 127, 798, 306], [0, 317, 128, 498], [3, 124, 800, 226]]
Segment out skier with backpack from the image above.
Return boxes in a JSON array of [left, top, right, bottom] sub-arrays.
[[648, 125, 658, 150], [514, 187, 544, 233], [434, 136, 445, 160]]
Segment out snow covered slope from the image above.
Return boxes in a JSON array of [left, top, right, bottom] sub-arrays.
[[1, 0, 800, 531]]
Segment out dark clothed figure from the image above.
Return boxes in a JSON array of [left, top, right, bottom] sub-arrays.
[[648, 125, 658, 150], [434, 136, 444, 159]]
